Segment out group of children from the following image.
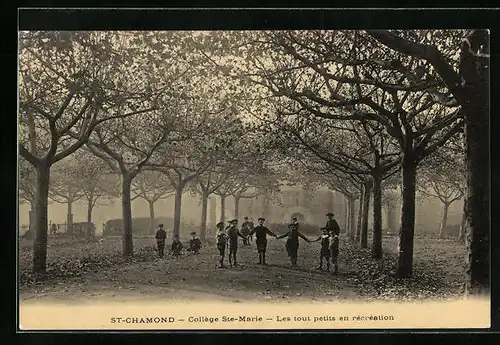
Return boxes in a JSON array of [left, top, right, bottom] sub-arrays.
[[155, 225, 202, 260], [215, 212, 341, 273], [154, 212, 341, 274]]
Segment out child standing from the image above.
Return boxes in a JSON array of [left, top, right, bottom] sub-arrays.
[[276, 219, 311, 267], [226, 219, 246, 267], [171, 234, 183, 260], [216, 222, 229, 268], [313, 228, 331, 271]]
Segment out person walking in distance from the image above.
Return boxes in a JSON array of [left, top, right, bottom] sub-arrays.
[[248, 217, 277, 265], [216, 222, 229, 268], [325, 212, 341, 274], [276, 217, 311, 267], [226, 219, 246, 267], [155, 224, 167, 259]]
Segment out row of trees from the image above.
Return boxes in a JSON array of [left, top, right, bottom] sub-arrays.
[[18, 31, 282, 273], [193, 29, 488, 294], [18, 29, 489, 297]]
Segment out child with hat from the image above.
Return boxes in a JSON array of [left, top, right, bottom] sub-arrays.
[[226, 218, 246, 267], [248, 217, 277, 265], [325, 212, 341, 274], [215, 221, 229, 268]]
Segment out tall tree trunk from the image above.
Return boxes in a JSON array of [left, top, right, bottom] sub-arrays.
[[200, 192, 208, 242], [458, 199, 466, 243], [347, 196, 355, 241], [67, 199, 73, 236], [344, 197, 348, 234], [396, 151, 417, 278], [344, 196, 350, 236], [387, 205, 397, 234], [32, 163, 51, 273], [86, 200, 94, 238], [209, 195, 216, 229], [29, 209, 36, 237], [234, 195, 240, 220], [361, 181, 372, 249], [122, 173, 134, 257], [461, 29, 490, 296], [355, 192, 363, 242], [173, 181, 185, 238], [464, 89, 490, 296], [220, 195, 226, 223], [439, 202, 450, 239], [148, 200, 155, 235], [371, 173, 383, 259]]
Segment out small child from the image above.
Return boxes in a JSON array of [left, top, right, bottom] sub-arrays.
[[155, 224, 167, 259], [171, 235, 183, 260], [188, 231, 202, 254], [313, 227, 331, 271], [329, 230, 340, 274], [215, 222, 229, 268]]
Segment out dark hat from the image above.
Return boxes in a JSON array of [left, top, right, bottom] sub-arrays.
[[230, 219, 238, 223], [158, 224, 164, 227], [216, 222, 224, 227], [258, 217, 265, 221], [244, 217, 249, 220], [326, 212, 334, 217], [190, 231, 196, 235]]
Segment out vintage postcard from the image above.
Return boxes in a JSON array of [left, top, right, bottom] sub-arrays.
[[17, 9, 491, 331]]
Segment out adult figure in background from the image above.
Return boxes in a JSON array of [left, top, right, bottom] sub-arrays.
[[277, 218, 311, 267], [51, 223, 58, 236], [248, 217, 277, 265]]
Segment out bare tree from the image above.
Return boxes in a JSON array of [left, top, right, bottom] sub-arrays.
[[18, 31, 161, 273], [131, 171, 175, 235], [367, 29, 489, 295]]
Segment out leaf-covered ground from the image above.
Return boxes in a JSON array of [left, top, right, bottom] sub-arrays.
[[19, 234, 467, 303]]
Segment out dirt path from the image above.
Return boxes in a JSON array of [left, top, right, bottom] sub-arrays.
[[19, 235, 467, 304], [20, 241, 369, 304]]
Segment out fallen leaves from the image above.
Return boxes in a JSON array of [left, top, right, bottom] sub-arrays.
[[19, 235, 467, 302], [19, 240, 158, 287]]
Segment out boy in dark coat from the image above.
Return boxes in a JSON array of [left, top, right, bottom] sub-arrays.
[[277, 218, 311, 267], [248, 217, 277, 265], [188, 231, 202, 254], [325, 213, 341, 274], [226, 219, 246, 267], [155, 224, 167, 259], [313, 227, 331, 271], [171, 234, 183, 260]]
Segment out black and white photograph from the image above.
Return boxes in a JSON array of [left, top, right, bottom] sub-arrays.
[[17, 12, 491, 330]]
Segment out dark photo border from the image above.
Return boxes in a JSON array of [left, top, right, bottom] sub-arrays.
[[6, 6, 500, 345]]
